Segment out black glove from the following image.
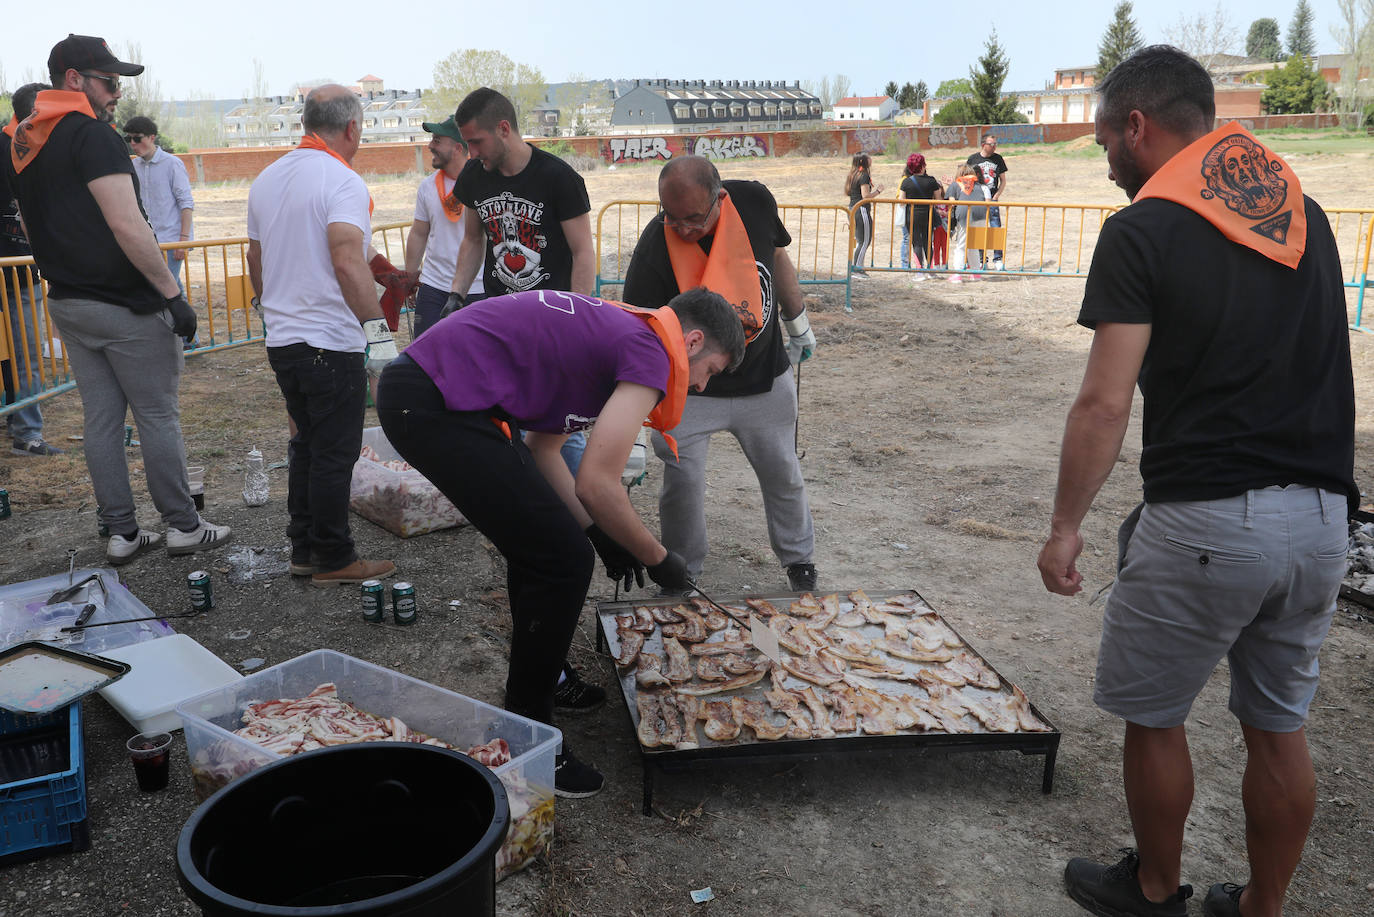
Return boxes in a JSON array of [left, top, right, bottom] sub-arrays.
[[586, 524, 645, 591], [439, 292, 466, 320], [165, 294, 197, 338], [647, 550, 692, 594]]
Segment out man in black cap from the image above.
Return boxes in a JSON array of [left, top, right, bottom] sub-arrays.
[[402, 115, 486, 336], [3, 35, 230, 563]]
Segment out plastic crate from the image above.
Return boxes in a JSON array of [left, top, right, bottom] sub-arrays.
[[176, 650, 559, 880], [0, 703, 90, 865], [349, 426, 466, 537], [0, 567, 174, 655]]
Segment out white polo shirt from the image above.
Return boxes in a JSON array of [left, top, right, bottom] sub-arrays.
[[414, 172, 485, 296], [246, 148, 370, 352]]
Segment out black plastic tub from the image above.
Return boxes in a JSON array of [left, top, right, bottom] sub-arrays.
[[176, 743, 509, 916]]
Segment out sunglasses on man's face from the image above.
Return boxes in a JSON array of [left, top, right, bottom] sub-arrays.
[[79, 71, 120, 93], [124, 134, 146, 144]]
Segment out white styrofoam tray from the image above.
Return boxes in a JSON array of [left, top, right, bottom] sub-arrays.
[[99, 635, 242, 733]]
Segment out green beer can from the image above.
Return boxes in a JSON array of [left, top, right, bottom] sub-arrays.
[[188, 570, 213, 610], [392, 582, 417, 626], [361, 580, 385, 624], [0, 489, 10, 520]]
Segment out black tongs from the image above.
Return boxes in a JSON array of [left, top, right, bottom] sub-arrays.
[[45, 572, 110, 607]]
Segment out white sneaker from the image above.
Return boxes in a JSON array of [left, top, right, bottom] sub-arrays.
[[911, 272, 929, 283], [991, 259, 1005, 271], [107, 529, 163, 566], [166, 517, 232, 556]]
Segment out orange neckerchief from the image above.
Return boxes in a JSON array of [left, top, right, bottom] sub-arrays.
[[298, 133, 374, 216], [8, 90, 97, 174], [1134, 121, 1306, 269], [664, 192, 765, 344], [609, 300, 690, 458], [435, 171, 463, 222], [955, 175, 976, 194]]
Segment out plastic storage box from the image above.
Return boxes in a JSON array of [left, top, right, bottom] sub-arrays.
[[176, 650, 559, 880], [100, 635, 243, 734], [0, 568, 174, 656], [0, 703, 89, 865], [349, 426, 466, 537]]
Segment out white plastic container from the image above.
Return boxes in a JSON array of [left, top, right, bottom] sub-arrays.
[[99, 634, 242, 734], [176, 649, 559, 880], [0, 568, 174, 655], [242, 448, 269, 506]]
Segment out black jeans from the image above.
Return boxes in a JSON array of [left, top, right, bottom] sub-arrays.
[[267, 343, 366, 571], [377, 357, 593, 726]]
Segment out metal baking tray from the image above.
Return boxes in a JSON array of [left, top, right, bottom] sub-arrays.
[[0, 641, 131, 715], [596, 589, 1060, 814]]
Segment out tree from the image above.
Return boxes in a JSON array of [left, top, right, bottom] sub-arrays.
[[897, 82, 919, 108], [802, 74, 852, 110], [1329, 0, 1374, 111], [431, 49, 546, 135], [933, 98, 978, 125], [935, 78, 973, 98], [1262, 54, 1332, 112], [1287, 0, 1317, 56], [1164, 2, 1240, 73], [968, 31, 1025, 124], [113, 42, 167, 132], [884, 80, 899, 99], [914, 80, 930, 107], [1246, 18, 1284, 61], [1098, 1, 1144, 80]]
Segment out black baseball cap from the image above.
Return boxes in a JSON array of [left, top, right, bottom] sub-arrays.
[[48, 34, 145, 78]]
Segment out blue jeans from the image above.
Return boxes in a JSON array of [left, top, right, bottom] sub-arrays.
[[4, 275, 46, 443], [412, 283, 488, 337], [267, 343, 367, 571], [899, 225, 911, 269], [988, 205, 1002, 261]]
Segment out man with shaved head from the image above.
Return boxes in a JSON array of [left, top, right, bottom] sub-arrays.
[[247, 83, 397, 587], [622, 155, 819, 593]]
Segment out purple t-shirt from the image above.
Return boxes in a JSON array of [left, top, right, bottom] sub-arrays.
[[405, 290, 670, 433]]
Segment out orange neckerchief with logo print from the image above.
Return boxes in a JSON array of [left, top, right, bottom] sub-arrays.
[[298, 133, 374, 216], [8, 91, 98, 174], [1134, 121, 1306, 269], [664, 192, 764, 344], [435, 171, 463, 222], [608, 300, 690, 458]]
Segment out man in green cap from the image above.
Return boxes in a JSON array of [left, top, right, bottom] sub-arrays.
[[403, 115, 487, 334]]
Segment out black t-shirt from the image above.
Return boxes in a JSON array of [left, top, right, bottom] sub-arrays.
[[848, 168, 872, 208], [1079, 196, 1356, 508], [900, 173, 943, 229], [0, 134, 35, 277], [5, 112, 160, 311], [621, 179, 792, 398], [966, 152, 1007, 197], [455, 145, 591, 296]]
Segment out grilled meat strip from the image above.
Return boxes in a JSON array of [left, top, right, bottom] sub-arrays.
[[731, 697, 790, 740], [662, 636, 694, 683]]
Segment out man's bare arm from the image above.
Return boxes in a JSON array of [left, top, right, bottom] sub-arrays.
[[247, 239, 263, 298], [1037, 321, 1150, 595], [563, 212, 595, 295], [575, 382, 669, 564], [404, 219, 431, 276], [87, 173, 180, 298], [775, 247, 806, 321], [327, 222, 385, 324], [448, 208, 485, 294]]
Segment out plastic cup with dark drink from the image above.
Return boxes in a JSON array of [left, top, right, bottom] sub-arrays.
[[187, 466, 206, 511], [127, 732, 173, 792]]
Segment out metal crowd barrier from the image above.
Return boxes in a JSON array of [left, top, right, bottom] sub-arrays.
[[593, 200, 851, 305], [0, 222, 413, 419]]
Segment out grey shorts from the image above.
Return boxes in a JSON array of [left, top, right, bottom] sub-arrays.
[[1095, 485, 1346, 732]]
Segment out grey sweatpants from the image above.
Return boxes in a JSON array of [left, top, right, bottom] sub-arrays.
[[650, 368, 814, 577], [49, 297, 198, 534]]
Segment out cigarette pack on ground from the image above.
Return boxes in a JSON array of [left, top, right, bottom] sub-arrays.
[[349, 427, 466, 538], [176, 650, 560, 881]]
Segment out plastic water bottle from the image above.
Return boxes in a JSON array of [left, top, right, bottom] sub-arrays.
[[242, 448, 269, 506], [620, 441, 648, 487]]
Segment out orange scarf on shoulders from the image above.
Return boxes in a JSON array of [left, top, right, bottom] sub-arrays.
[[8, 90, 97, 174], [664, 192, 764, 344], [435, 171, 463, 222], [1134, 121, 1306, 269], [609, 300, 690, 458], [298, 133, 374, 216]]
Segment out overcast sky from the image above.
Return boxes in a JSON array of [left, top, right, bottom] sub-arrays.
[[4, 1, 1355, 102]]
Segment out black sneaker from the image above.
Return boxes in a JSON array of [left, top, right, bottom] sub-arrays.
[[786, 562, 817, 592], [1202, 883, 1244, 917], [553, 665, 606, 714], [554, 749, 604, 798], [12, 438, 63, 457], [1064, 849, 1192, 917]]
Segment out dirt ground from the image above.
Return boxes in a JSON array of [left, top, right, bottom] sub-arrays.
[[1, 139, 1372, 916]]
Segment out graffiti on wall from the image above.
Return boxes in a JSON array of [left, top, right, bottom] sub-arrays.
[[852, 128, 912, 152], [994, 123, 1045, 144], [604, 136, 677, 164], [928, 126, 966, 147], [691, 134, 768, 159]]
